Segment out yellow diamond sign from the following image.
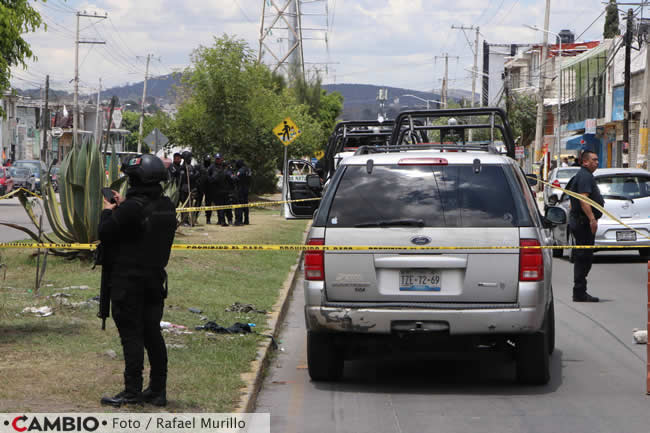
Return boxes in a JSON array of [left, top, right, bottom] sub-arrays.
[[314, 150, 325, 160], [273, 117, 302, 146]]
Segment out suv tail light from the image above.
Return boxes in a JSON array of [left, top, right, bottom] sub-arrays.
[[305, 238, 325, 281], [519, 239, 543, 281]]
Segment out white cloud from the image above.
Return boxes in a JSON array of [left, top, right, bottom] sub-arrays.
[[10, 0, 609, 95]]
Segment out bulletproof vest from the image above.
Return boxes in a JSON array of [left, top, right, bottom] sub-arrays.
[[112, 195, 177, 271]]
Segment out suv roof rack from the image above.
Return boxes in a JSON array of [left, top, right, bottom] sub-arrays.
[[354, 143, 503, 155], [389, 108, 516, 159]]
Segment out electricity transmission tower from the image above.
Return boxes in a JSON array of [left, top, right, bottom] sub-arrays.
[[258, 0, 330, 81]]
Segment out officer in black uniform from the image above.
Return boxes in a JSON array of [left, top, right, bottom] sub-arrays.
[[178, 151, 199, 226], [98, 154, 176, 407], [207, 154, 229, 226], [168, 153, 182, 186], [223, 160, 236, 225], [568, 149, 604, 302], [234, 160, 251, 225], [194, 154, 211, 224]]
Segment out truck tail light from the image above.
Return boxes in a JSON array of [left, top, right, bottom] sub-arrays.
[[520, 239, 544, 281], [305, 238, 325, 281]]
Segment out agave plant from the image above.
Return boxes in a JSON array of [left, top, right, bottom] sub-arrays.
[[2, 135, 126, 250]]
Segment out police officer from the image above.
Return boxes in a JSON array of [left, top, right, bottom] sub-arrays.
[[168, 153, 182, 186], [194, 154, 211, 224], [568, 150, 604, 302], [179, 151, 199, 226], [234, 160, 251, 225], [223, 160, 236, 225], [207, 154, 230, 226], [98, 154, 176, 407]]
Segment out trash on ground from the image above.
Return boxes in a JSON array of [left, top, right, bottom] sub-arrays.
[[22, 306, 53, 317], [195, 321, 253, 333], [104, 350, 117, 359], [633, 328, 647, 344], [166, 344, 186, 349], [160, 321, 187, 330], [199, 315, 208, 321], [51, 293, 71, 298], [225, 302, 267, 314], [188, 307, 202, 314]]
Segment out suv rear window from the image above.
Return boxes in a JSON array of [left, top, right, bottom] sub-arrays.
[[323, 164, 532, 228]]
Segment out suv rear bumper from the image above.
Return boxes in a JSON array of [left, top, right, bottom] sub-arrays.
[[304, 304, 545, 335]]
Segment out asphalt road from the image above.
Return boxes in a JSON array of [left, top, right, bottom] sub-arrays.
[[256, 251, 650, 433], [0, 196, 51, 242]]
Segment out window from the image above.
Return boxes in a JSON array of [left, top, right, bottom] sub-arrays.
[[324, 164, 532, 228], [597, 175, 650, 200]]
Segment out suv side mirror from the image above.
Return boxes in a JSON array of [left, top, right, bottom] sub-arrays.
[[544, 206, 567, 226], [526, 173, 538, 186], [306, 174, 322, 190]]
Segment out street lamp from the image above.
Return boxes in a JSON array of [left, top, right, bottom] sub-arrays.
[[401, 94, 443, 109], [525, 24, 563, 167]]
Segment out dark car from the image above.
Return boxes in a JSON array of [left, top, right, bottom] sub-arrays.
[[0, 166, 14, 195], [13, 160, 47, 193], [9, 167, 34, 191]]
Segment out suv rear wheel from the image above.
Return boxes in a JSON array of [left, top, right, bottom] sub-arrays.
[[516, 312, 551, 385], [307, 332, 343, 381]]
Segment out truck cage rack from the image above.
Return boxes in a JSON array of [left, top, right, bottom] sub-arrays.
[[389, 108, 516, 159], [354, 143, 503, 155]]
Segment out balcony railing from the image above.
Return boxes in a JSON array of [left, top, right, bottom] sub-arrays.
[[562, 94, 605, 125]]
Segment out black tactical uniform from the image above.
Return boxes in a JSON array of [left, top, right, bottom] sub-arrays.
[[178, 151, 199, 226], [168, 153, 182, 187], [223, 161, 236, 225], [207, 154, 230, 226], [98, 154, 176, 408], [234, 160, 251, 225], [194, 155, 211, 223]]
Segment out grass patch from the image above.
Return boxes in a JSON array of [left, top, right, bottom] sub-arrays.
[[0, 206, 308, 412]]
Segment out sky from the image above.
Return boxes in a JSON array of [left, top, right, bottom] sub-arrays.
[[9, 0, 621, 96]]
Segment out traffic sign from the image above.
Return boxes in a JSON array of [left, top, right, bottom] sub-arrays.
[[273, 117, 301, 146], [112, 109, 123, 129], [314, 150, 325, 160], [51, 127, 63, 138]]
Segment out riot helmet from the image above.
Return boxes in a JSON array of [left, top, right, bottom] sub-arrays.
[[121, 154, 169, 185], [181, 150, 192, 164]]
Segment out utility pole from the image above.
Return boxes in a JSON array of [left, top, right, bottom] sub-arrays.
[[533, 0, 551, 177], [137, 54, 151, 153], [451, 25, 480, 139], [95, 78, 102, 148], [482, 40, 490, 106], [40, 75, 49, 163], [624, 8, 634, 168], [643, 23, 650, 167], [73, 11, 107, 149], [435, 53, 459, 107]]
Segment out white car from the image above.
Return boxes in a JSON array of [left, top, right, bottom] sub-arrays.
[[543, 167, 580, 209], [550, 168, 650, 258]]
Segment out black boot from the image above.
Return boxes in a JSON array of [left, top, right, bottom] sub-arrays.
[[100, 390, 143, 407], [143, 375, 167, 406]]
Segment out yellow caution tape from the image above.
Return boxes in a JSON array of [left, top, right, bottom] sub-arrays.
[[176, 197, 321, 213], [0, 187, 42, 201], [533, 176, 650, 241], [0, 242, 647, 251]]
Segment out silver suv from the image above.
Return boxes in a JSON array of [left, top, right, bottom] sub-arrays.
[[303, 108, 564, 385]]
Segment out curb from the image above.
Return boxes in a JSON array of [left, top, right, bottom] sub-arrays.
[[235, 222, 310, 413]]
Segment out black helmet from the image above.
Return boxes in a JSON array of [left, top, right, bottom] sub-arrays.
[[203, 154, 211, 162], [121, 154, 169, 184]]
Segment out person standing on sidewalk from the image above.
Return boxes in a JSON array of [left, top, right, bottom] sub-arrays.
[[568, 150, 604, 302], [98, 154, 176, 407]]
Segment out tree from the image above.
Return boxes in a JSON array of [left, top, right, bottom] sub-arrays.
[[508, 93, 537, 147], [0, 0, 44, 114], [604, 0, 621, 39]]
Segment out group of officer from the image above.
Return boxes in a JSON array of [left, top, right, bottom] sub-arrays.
[[168, 151, 251, 227]]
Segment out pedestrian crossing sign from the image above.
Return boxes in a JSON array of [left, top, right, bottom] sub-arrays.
[[273, 117, 302, 146]]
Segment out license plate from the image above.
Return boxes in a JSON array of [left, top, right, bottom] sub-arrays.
[[399, 270, 441, 291], [616, 230, 636, 241]]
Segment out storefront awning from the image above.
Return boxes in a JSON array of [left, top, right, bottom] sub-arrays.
[[562, 133, 600, 151]]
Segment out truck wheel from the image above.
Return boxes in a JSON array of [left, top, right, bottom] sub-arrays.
[[307, 331, 343, 381], [516, 316, 550, 385]]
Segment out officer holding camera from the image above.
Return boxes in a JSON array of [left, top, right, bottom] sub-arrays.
[[98, 154, 176, 407]]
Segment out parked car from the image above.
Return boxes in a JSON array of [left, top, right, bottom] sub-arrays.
[[549, 168, 650, 258], [543, 167, 580, 209], [8, 167, 33, 190], [303, 108, 563, 385], [0, 166, 14, 195], [13, 160, 47, 194]]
